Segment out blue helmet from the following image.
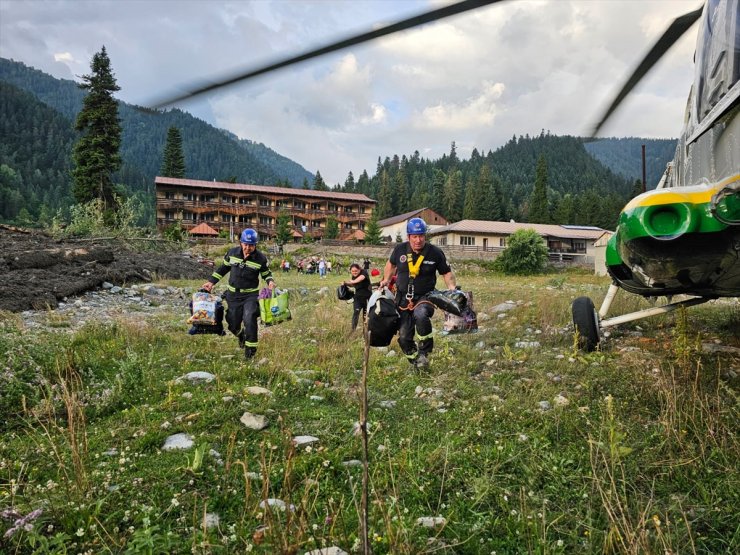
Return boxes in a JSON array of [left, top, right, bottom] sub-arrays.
[[406, 217, 428, 235], [240, 228, 258, 245]]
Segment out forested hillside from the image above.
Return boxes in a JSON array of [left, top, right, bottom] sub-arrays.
[[0, 58, 314, 222], [1, 58, 652, 230], [584, 137, 677, 188], [335, 132, 634, 230], [0, 82, 76, 222]]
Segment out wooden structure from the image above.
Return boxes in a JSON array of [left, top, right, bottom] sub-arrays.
[[155, 177, 376, 242]]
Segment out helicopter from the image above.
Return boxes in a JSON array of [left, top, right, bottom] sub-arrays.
[[150, 0, 739, 351], [571, 0, 740, 350]]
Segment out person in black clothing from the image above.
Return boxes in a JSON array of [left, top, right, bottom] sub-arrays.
[[379, 217, 456, 369], [343, 263, 372, 331], [363, 258, 371, 271], [201, 228, 276, 360]]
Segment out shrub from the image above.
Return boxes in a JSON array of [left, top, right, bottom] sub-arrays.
[[494, 228, 549, 274]]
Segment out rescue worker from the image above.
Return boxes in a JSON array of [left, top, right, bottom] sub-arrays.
[[201, 228, 276, 360], [343, 263, 372, 331], [379, 217, 456, 369]]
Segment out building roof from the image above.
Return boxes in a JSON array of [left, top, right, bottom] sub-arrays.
[[428, 220, 608, 240], [189, 222, 219, 236], [350, 229, 366, 240], [156, 176, 376, 203], [377, 208, 426, 227]]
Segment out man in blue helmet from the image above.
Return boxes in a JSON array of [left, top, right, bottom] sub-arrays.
[[379, 217, 457, 369], [201, 228, 276, 360]]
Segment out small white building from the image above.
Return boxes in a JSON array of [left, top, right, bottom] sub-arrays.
[[427, 219, 610, 266], [377, 208, 448, 243]]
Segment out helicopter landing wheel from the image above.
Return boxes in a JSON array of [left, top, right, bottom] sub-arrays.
[[572, 296, 600, 351]]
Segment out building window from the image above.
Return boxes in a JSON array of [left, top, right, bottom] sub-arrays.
[[238, 215, 252, 224], [165, 191, 176, 200], [239, 197, 253, 205], [460, 236, 475, 246], [294, 201, 305, 210], [438, 237, 447, 246], [360, 206, 366, 214], [344, 206, 352, 213], [359, 222, 365, 230], [259, 199, 271, 207], [183, 212, 194, 221], [259, 216, 273, 225], [276, 200, 289, 208], [344, 223, 353, 229], [164, 211, 174, 219], [574, 240, 586, 253], [499, 238, 507, 247], [203, 213, 215, 221], [311, 203, 321, 210], [200, 195, 213, 202], [184, 193, 195, 201]]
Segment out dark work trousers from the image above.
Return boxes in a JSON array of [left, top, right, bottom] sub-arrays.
[[398, 302, 435, 361], [351, 295, 371, 330], [225, 291, 260, 350]]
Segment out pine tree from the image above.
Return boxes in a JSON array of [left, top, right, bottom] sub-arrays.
[[528, 155, 550, 223], [344, 171, 355, 193], [160, 126, 186, 178], [325, 216, 339, 239], [443, 170, 462, 221], [276, 210, 292, 245], [376, 170, 393, 218], [72, 46, 122, 212], [364, 211, 382, 244], [313, 171, 329, 191]]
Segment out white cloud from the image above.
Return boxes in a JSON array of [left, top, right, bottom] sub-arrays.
[[0, 0, 702, 183]]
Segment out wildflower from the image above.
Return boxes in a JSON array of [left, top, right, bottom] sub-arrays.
[[557, 539, 564, 547], [170, 497, 180, 507], [76, 528, 85, 537]]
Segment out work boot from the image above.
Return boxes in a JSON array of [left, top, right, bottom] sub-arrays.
[[244, 347, 256, 360], [415, 353, 430, 370]]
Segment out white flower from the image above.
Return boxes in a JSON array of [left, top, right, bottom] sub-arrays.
[[76, 528, 85, 537]]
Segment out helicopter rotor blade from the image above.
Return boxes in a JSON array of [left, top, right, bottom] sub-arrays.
[[151, 0, 504, 108], [589, 5, 703, 138]]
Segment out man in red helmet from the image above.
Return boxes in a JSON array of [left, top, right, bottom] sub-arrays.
[[202, 228, 276, 360], [379, 217, 456, 369]]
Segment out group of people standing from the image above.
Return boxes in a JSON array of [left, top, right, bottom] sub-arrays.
[[202, 217, 457, 369]]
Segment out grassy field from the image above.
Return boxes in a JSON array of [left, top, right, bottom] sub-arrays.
[[0, 264, 738, 554]]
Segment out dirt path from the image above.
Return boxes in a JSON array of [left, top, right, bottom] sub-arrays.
[[0, 226, 213, 312]]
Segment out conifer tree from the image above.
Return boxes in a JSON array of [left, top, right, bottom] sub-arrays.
[[376, 170, 393, 218], [276, 210, 292, 245], [443, 170, 462, 222], [160, 126, 186, 178], [364, 210, 382, 245], [325, 216, 339, 239], [344, 171, 355, 193], [528, 155, 550, 223], [72, 46, 122, 212], [312, 171, 328, 191]]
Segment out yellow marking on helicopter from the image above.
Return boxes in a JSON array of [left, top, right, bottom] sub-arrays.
[[623, 174, 740, 211]]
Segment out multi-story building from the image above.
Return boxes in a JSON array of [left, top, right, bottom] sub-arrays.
[[155, 177, 376, 241]]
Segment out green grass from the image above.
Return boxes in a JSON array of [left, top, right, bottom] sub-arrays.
[[0, 268, 738, 553]]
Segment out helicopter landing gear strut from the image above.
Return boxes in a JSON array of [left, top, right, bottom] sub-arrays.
[[572, 284, 711, 351]]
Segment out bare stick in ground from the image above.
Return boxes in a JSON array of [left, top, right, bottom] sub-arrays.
[[360, 320, 371, 554]]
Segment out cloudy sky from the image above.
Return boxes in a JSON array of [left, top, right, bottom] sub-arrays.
[[0, 0, 701, 184]]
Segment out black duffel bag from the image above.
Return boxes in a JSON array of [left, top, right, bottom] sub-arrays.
[[337, 284, 354, 301], [367, 290, 400, 347]]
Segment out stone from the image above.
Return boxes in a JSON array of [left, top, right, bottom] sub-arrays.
[[245, 386, 272, 395], [492, 301, 517, 313], [304, 547, 348, 555], [341, 459, 362, 467], [293, 435, 319, 447], [203, 513, 219, 529], [177, 371, 216, 383], [240, 412, 269, 430], [162, 433, 194, 451], [538, 401, 552, 411], [416, 516, 447, 528], [553, 394, 569, 407]]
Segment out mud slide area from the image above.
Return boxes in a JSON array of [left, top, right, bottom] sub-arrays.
[[0, 225, 213, 312]]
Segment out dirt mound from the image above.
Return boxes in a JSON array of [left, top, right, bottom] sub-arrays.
[[0, 226, 212, 312]]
